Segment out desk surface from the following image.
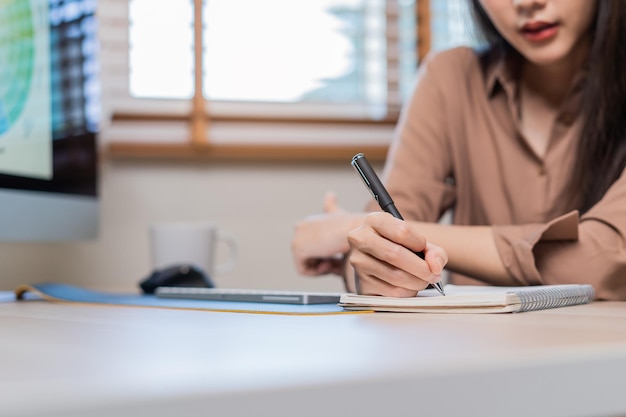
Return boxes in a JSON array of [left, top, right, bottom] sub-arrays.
[[2, 295, 626, 417]]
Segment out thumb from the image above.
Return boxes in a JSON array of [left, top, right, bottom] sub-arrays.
[[424, 242, 448, 275], [323, 191, 341, 213]]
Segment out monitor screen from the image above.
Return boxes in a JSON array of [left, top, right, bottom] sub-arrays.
[[0, 0, 99, 241]]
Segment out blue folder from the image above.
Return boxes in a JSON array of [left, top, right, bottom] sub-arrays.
[[14, 283, 367, 316]]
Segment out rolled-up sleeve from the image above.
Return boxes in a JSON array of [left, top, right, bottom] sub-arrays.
[[493, 169, 626, 300]]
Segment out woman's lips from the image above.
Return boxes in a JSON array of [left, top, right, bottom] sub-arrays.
[[520, 22, 559, 42]]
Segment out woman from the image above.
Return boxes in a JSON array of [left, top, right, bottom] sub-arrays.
[[291, 0, 626, 300]]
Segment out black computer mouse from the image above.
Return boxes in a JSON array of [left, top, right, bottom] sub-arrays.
[[139, 264, 215, 294]]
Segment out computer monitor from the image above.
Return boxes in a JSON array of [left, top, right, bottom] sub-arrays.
[[0, 0, 99, 241]]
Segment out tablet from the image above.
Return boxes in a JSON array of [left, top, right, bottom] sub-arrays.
[[154, 286, 344, 305]]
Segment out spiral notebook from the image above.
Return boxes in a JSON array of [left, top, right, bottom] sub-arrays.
[[339, 284, 595, 313]]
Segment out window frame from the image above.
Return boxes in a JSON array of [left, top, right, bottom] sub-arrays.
[[101, 0, 432, 162]]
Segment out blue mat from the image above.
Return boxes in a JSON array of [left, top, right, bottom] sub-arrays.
[[14, 283, 366, 315]]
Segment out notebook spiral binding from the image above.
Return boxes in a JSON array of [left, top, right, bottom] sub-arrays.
[[514, 286, 595, 313]]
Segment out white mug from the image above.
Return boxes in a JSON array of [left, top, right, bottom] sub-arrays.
[[150, 222, 238, 277]]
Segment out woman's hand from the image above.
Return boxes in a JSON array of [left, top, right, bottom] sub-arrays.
[[291, 192, 366, 276], [347, 212, 448, 296]]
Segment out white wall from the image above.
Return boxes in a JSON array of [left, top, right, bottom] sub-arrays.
[[0, 1, 385, 294], [0, 158, 375, 293]]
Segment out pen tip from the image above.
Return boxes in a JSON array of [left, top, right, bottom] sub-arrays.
[[434, 282, 446, 296]]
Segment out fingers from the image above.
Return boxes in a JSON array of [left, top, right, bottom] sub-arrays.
[[349, 228, 434, 284], [312, 257, 345, 276], [348, 212, 436, 281], [291, 195, 363, 277], [356, 273, 421, 297], [296, 254, 345, 276], [357, 211, 429, 254], [424, 242, 448, 275], [323, 191, 341, 214], [351, 251, 429, 295], [298, 256, 345, 276], [347, 212, 447, 296]]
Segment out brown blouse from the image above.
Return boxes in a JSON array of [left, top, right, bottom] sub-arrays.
[[377, 46, 626, 300]]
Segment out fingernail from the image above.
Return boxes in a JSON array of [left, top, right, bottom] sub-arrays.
[[436, 256, 445, 273]]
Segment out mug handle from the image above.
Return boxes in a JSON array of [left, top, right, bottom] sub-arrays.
[[215, 231, 238, 275]]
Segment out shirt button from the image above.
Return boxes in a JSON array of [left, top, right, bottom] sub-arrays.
[[538, 165, 546, 176]]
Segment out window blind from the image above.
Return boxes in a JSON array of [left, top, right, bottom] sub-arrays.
[[99, 0, 477, 160]]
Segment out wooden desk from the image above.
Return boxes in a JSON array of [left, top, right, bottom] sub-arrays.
[[1, 295, 626, 417]]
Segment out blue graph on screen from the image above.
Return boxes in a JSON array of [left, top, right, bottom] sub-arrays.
[[0, 0, 35, 135]]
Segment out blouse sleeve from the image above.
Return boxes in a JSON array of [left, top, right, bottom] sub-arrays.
[[493, 168, 626, 300], [369, 51, 457, 221]]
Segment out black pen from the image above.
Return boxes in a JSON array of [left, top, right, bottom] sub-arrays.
[[351, 153, 446, 296]]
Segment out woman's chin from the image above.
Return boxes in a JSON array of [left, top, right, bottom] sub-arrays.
[[517, 39, 589, 69]]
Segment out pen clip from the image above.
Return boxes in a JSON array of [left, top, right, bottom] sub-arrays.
[[351, 153, 378, 202]]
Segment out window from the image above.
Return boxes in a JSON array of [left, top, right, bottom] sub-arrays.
[[430, 0, 478, 52], [99, 0, 476, 161]]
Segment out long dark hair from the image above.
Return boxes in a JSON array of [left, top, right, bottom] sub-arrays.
[[470, 0, 626, 213]]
